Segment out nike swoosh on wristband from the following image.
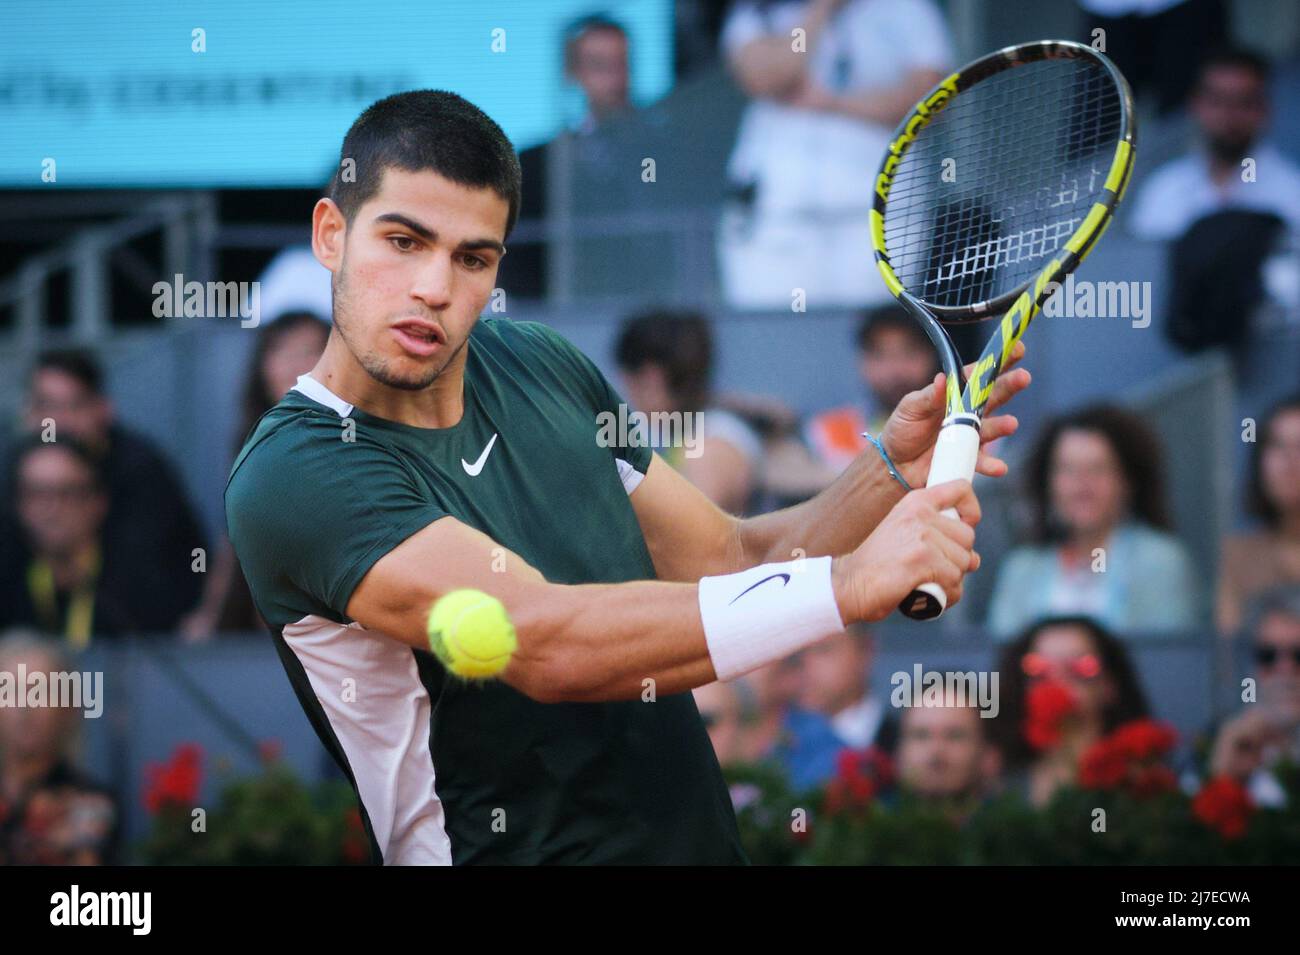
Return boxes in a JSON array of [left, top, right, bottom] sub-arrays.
[[461, 433, 499, 476], [728, 573, 791, 605]]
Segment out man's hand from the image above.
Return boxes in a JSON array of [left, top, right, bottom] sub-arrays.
[[830, 479, 981, 623], [879, 341, 1031, 489]]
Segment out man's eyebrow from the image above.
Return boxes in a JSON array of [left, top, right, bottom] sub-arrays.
[[373, 213, 505, 256]]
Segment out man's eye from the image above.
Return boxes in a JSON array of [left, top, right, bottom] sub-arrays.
[[461, 254, 487, 270], [389, 235, 417, 252]]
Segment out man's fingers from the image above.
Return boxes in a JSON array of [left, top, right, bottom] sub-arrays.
[[979, 413, 1018, 445], [921, 478, 981, 527], [974, 451, 1008, 478], [984, 367, 1031, 416]]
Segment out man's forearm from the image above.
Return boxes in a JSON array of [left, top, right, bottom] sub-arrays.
[[736, 446, 905, 568], [509, 558, 851, 703]]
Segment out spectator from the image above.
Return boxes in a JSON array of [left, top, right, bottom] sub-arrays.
[[1, 348, 207, 633], [615, 309, 764, 514], [993, 616, 1151, 807], [1207, 587, 1300, 807], [739, 657, 845, 792], [1075, 0, 1226, 116], [0, 630, 118, 864], [804, 305, 939, 474], [1217, 395, 1300, 634], [563, 14, 634, 133], [798, 625, 898, 753], [1130, 49, 1300, 241], [718, 0, 953, 309], [180, 311, 330, 640], [0, 439, 143, 642], [693, 679, 749, 768], [501, 15, 634, 300], [896, 696, 1002, 820], [987, 405, 1199, 639]]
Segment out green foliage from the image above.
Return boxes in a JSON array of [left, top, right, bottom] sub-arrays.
[[140, 755, 368, 866]]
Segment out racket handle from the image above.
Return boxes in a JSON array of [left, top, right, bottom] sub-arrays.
[[899, 419, 980, 621]]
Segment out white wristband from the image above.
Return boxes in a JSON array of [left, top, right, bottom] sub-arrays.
[[698, 556, 846, 682]]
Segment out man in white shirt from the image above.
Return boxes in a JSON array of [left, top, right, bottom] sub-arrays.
[[717, 0, 954, 309], [1130, 49, 1300, 241]]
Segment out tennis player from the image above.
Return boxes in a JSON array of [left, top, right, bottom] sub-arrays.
[[225, 90, 1029, 864]]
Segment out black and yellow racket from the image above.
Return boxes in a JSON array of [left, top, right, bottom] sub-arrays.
[[871, 39, 1136, 620]]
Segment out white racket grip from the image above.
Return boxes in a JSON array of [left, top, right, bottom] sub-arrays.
[[900, 419, 980, 620]]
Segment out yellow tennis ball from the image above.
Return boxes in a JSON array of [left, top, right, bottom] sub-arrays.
[[426, 589, 517, 679]]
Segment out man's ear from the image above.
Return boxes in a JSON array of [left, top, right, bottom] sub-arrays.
[[312, 198, 347, 274]]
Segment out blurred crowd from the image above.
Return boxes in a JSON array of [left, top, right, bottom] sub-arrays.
[[3, 0, 1300, 863]]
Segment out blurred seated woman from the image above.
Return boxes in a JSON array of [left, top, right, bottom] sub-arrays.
[[1217, 395, 1300, 635], [0, 630, 118, 864], [987, 405, 1199, 639], [179, 311, 329, 640], [992, 616, 1151, 808]]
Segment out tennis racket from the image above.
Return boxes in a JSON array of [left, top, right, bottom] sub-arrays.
[[870, 39, 1136, 620]]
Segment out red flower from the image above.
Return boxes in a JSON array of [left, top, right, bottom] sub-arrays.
[[143, 744, 203, 814], [257, 739, 283, 765], [341, 808, 369, 864], [1079, 720, 1179, 797], [1022, 680, 1079, 751], [824, 746, 891, 816], [1079, 738, 1128, 789], [1193, 776, 1254, 840], [1110, 720, 1177, 761]]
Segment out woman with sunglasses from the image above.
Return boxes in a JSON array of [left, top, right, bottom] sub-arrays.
[[992, 616, 1151, 808]]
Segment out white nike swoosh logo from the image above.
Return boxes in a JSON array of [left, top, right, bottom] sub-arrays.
[[461, 433, 498, 476]]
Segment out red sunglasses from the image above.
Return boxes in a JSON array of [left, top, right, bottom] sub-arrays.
[[1021, 652, 1102, 680]]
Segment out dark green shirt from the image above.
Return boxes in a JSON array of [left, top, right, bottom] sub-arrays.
[[225, 318, 744, 864]]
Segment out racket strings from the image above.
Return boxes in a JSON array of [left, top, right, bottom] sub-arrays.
[[882, 57, 1122, 311]]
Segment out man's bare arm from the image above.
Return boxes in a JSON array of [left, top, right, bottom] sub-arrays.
[[345, 481, 981, 703]]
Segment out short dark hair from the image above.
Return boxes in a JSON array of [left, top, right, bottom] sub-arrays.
[[1024, 404, 1171, 542], [854, 305, 930, 353], [327, 90, 522, 240], [1199, 47, 1272, 87], [1246, 394, 1300, 528], [9, 432, 106, 494], [30, 347, 104, 396], [614, 309, 714, 412], [564, 14, 628, 70]]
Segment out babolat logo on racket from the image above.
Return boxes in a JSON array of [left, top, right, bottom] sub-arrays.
[[875, 73, 959, 202]]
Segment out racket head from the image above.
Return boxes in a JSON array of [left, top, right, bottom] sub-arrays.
[[871, 40, 1137, 418]]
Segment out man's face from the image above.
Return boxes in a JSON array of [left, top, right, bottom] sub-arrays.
[[859, 327, 936, 413], [571, 28, 630, 119], [16, 447, 107, 558], [1192, 65, 1269, 162], [798, 631, 869, 715], [1255, 610, 1300, 723], [322, 168, 508, 392], [897, 704, 990, 799], [24, 370, 111, 446], [0, 649, 72, 761]]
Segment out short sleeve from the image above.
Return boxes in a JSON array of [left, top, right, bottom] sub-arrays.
[[225, 419, 447, 628], [514, 321, 654, 477]]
